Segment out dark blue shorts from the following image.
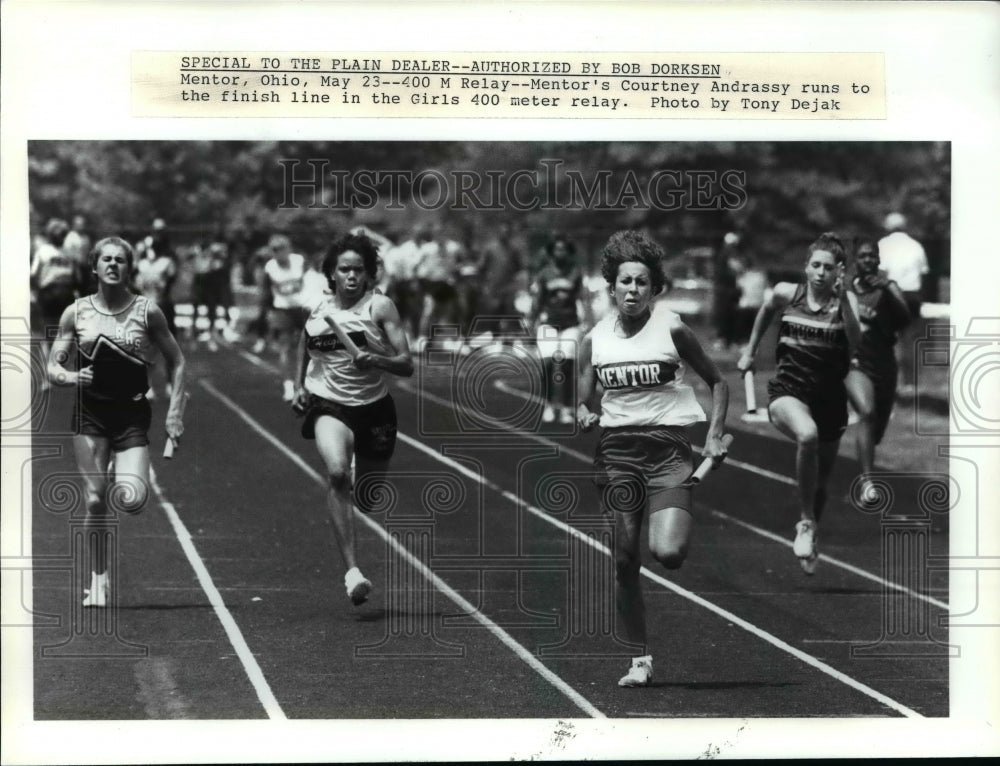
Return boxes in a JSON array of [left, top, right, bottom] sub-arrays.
[[74, 395, 152, 451], [301, 393, 397, 462]]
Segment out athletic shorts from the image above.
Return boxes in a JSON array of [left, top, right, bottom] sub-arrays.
[[767, 375, 848, 443], [419, 279, 455, 305], [192, 271, 228, 308], [301, 392, 397, 461], [593, 425, 694, 514], [850, 361, 897, 445], [535, 323, 582, 360], [36, 286, 76, 332], [74, 395, 152, 451], [268, 306, 309, 333]]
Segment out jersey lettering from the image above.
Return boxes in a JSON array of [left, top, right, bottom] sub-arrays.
[[307, 329, 368, 352], [595, 360, 677, 390]]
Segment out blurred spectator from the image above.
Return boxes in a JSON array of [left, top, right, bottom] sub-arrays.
[[878, 212, 928, 394], [712, 233, 741, 350], [735, 254, 770, 346], [62, 215, 93, 292], [30, 218, 77, 385]]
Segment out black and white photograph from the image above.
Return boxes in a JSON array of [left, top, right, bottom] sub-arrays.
[[2, 2, 998, 763]]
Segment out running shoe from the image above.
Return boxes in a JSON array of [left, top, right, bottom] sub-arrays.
[[252, 338, 267, 354], [859, 479, 880, 506], [542, 405, 557, 423], [282, 380, 295, 402], [558, 407, 575, 425], [82, 572, 109, 608], [793, 520, 819, 575], [618, 655, 653, 687], [344, 567, 372, 606]]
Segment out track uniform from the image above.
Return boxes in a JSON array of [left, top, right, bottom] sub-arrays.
[[73, 295, 156, 450], [535, 263, 584, 358], [134, 254, 177, 333], [300, 293, 397, 460], [265, 253, 309, 332], [32, 243, 78, 330], [590, 301, 705, 512], [850, 278, 904, 444], [767, 284, 850, 442]]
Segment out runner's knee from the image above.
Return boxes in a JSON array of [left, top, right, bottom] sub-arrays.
[[650, 541, 687, 570], [109, 476, 148, 515]]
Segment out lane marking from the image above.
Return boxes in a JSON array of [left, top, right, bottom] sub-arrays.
[[411, 377, 949, 611], [492, 379, 796, 486], [133, 657, 190, 719], [712, 511, 950, 611], [228, 352, 930, 716], [392, 428, 924, 719], [199, 379, 605, 720], [149, 466, 286, 720]]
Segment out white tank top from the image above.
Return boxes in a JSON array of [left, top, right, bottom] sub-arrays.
[[590, 301, 705, 428], [303, 293, 390, 406], [265, 253, 307, 309]]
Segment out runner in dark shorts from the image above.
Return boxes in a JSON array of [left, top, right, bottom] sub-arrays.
[[292, 232, 413, 606], [846, 239, 911, 501], [47, 236, 187, 609], [738, 232, 863, 575]]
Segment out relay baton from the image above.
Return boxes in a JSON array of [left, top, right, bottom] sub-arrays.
[[744, 370, 758, 413], [323, 315, 361, 360], [163, 392, 190, 459], [690, 434, 734, 484]]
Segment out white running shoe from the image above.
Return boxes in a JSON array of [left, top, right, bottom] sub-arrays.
[[82, 572, 109, 608], [282, 380, 295, 402], [618, 655, 653, 687], [542, 405, 557, 423], [558, 408, 575, 425], [859, 479, 880, 506], [793, 520, 819, 575], [344, 567, 372, 606], [252, 338, 267, 354]]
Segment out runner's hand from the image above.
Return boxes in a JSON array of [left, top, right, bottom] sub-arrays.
[[577, 404, 599, 432], [736, 354, 754, 376], [703, 433, 730, 465], [353, 351, 375, 370], [165, 413, 184, 440], [77, 365, 94, 388]]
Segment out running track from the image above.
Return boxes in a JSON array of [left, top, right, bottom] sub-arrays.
[[30, 337, 950, 720]]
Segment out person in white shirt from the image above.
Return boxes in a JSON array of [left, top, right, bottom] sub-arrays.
[[877, 212, 928, 393], [576, 230, 729, 688], [260, 234, 310, 401]]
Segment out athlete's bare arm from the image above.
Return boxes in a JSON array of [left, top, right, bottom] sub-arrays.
[[670, 316, 729, 462]]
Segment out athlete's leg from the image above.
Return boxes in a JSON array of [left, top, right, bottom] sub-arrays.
[[845, 369, 877, 478], [768, 395, 821, 523], [814, 439, 840, 523], [73, 435, 112, 576], [647, 506, 693, 571], [353, 456, 391, 513], [107, 446, 151, 516], [607, 496, 646, 653], [313, 416, 359, 571]]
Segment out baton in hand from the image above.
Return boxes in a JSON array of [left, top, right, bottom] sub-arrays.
[[163, 392, 190, 459], [691, 434, 734, 484]]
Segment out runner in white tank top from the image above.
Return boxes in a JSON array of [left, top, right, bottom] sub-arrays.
[[292, 232, 413, 607], [576, 230, 729, 688]]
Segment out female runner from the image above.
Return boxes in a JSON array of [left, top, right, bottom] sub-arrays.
[[737, 232, 862, 574], [846, 238, 910, 498], [577, 230, 729, 687], [48, 237, 187, 606], [293, 232, 413, 605]]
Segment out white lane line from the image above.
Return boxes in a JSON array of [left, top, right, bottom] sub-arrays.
[[235, 348, 282, 374], [493, 379, 796, 486], [149, 466, 286, 720], [420, 377, 948, 611], [393, 430, 924, 719], [712, 511, 950, 611], [396, 379, 593, 464], [134, 657, 190, 719], [199, 379, 605, 720]]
